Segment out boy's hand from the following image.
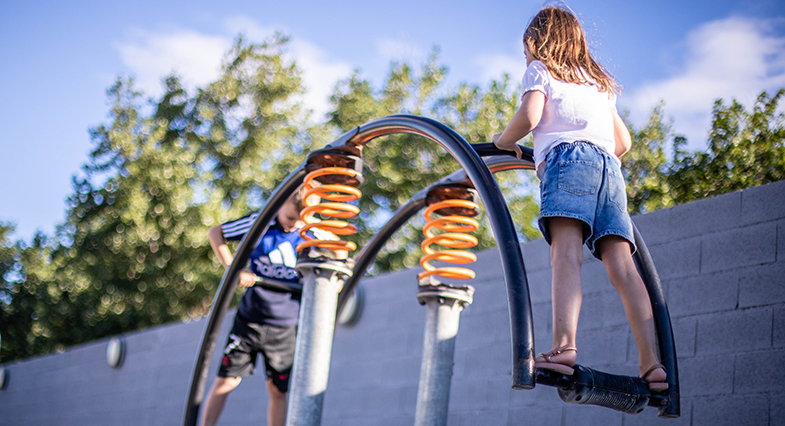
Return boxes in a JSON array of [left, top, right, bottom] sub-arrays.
[[238, 269, 257, 287]]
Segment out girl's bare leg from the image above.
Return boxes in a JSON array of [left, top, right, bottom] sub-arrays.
[[544, 217, 585, 366], [596, 235, 666, 383]]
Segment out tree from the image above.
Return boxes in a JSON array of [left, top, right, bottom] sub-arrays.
[[621, 104, 672, 214], [328, 53, 541, 272], [1, 35, 313, 362], [667, 89, 785, 203]]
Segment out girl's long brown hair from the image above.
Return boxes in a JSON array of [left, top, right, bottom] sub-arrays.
[[524, 6, 620, 95]]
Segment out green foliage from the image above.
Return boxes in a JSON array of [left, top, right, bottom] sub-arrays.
[[329, 53, 540, 272], [1, 35, 316, 362], [621, 88, 785, 212], [667, 89, 785, 202], [621, 104, 673, 214], [2, 38, 539, 363], [4, 26, 779, 365]]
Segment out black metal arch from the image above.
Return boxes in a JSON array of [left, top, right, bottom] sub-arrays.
[[338, 146, 679, 417], [184, 114, 678, 425]]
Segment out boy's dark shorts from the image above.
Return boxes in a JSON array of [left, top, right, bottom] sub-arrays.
[[218, 314, 297, 393]]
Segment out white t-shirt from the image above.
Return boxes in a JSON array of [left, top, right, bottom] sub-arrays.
[[522, 60, 618, 171]]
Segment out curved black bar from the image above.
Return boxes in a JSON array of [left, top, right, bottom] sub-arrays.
[[255, 276, 304, 295], [330, 115, 536, 388], [336, 199, 425, 316], [336, 155, 535, 319], [182, 167, 307, 426], [470, 142, 535, 164], [632, 225, 680, 417]]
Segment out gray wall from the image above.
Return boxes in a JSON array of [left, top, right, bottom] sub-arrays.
[[1, 180, 783, 426]]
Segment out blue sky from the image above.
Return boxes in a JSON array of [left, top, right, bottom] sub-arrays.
[[1, 0, 784, 242]]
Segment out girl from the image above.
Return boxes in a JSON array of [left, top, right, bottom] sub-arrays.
[[492, 5, 667, 391]]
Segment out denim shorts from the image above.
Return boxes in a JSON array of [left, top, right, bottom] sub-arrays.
[[538, 141, 636, 259]]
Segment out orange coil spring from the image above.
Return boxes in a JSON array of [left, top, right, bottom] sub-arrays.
[[418, 199, 480, 281], [296, 167, 362, 254]]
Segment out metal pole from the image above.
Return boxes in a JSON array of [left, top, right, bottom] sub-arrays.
[[286, 260, 352, 426], [414, 282, 474, 426]]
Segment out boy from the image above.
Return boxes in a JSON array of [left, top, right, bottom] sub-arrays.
[[201, 192, 332, 426]]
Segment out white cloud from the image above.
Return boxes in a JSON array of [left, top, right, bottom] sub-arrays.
[[375, 36, 428, 64], [288, 39, 353, 121], [113, 16, 353, 121], [474, 52, 527, 85], [112, 29, 231, 96], [622, 17, 785, 150]]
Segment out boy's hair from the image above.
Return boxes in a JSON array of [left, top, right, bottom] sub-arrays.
[[290, 189, 306, 212], [524, 6, 620, 95]]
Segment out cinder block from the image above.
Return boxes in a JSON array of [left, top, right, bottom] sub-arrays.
[[461, 341, 511, 379], [578, 326, 629, 366], [531, 301, 552, 341], [378, 355, 420, 388], [734, 348, 785, 394], [600, 290, 629, 328], [670, 190, 742, 241], [577, 292, 604, 332], [363, 271, 419, 305], [775, 306, 785, 348], [451, 409, 508, 426], [361, 386, 405, 417], [467, 275, 510, 315], [473, 249, 506, 282], [399, 385, 418, 416], [509, 406, 563, 425], [772, 394, 785, 426], [525, 269, 553, 303], [486, 376, 515, 409], [386, 297, 426, 327], [667, 271, 740, 317], [581, 260, 611, 294], [740, 179, 785, 225], [508, 385, 565, 409], [739, 260, 785, 308], [701, 222, 777, 274], [522, 238, 551, 272], [677, 353, 735, 397], [336, 301, 392, 335], [672, 316, 697, 357], [447, 377, 492, 411], [458, 308, 511, 349], [332, 326, 409, 362], [632, 207, 672, 246], [563, 403, 623, 426], [647, 237, 701, 280], [696, 308, 772, 355], [322, 388, 370, 421], [323, 387, 365, 418], [780, 219, 785, 262], [692, 394, 769, 426], [323, 416, 382, 426]]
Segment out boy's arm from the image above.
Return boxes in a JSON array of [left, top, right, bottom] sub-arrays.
[[207, 225, 256, 287], [492, 90, 546, 158], [613, 110, 632, 158]]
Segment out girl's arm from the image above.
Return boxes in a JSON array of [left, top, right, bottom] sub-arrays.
[[493, 90, 546, 158], [613, 110, 632, 158]]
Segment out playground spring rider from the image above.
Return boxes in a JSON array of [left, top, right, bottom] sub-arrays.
[[286, 148, 363, 426], [414, 184, 481, 426]]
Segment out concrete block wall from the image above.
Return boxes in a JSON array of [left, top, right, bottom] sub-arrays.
[[1, 179, 783, 425]]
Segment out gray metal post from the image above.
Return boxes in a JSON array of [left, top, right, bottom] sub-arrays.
[[286, 259, 352, 426], [414, 281, 474, 426]]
